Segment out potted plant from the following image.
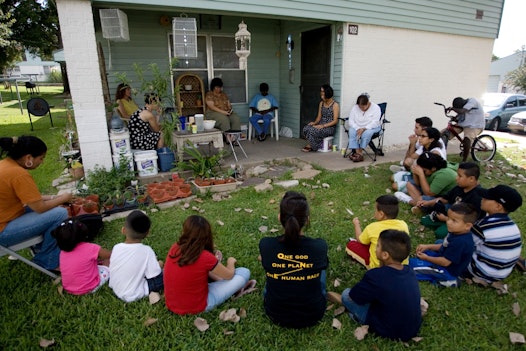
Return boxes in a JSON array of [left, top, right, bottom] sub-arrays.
[[177, 141, 225, 180], [103, 196, 114, 211], [114, 192, 125, 208]]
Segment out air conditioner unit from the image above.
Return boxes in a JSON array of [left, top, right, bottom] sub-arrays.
[[172, 17, 197, 58], [99, 9, 129, 42]]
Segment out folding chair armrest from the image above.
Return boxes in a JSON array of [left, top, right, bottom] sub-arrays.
[[338, 117, 348, 124]]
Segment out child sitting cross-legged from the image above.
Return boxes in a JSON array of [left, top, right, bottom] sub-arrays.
[[463, 185, 523, 284], [109, 210, 164, 303], [52, 219, 111, 295], [328, 230, 422, 341], [346, 194, 409, 269], [409, 202, 476, 287], [417, 162, 485, 239], [164, 215, 254, 315]]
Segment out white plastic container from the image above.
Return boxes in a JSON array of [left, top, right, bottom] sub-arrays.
[[195, 114, 204, 132], [240, 124, 248, 140], [134, 150, 158, 177], [112, 152, 134, 170], [109, 129, 131, 154]]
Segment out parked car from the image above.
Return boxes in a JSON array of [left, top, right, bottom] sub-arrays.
[[507, 111, 526, 133], [482, 93, 526, 131]]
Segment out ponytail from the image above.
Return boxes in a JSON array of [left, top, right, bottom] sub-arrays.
[[0, 136, 47, 160], [279, 191, 309, 246]]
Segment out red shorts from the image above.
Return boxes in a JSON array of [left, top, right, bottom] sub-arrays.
[[345, 240, 370, 267]]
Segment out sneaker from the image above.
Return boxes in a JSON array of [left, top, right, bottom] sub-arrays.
[[438, 279, 459, 288], [390, 165, 405, 173], [394, 191, 412, 204]]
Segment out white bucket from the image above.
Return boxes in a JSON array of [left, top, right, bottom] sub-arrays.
[[134, 150, 158, 177], [112, 152, 134, 171], [109, 129, 131, 154]]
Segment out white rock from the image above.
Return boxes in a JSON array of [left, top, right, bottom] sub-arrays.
[[322, 183, 330, 188], [252, 165, 269, 176], [275, 180, 300, 188], [255, 183, 273, 192]]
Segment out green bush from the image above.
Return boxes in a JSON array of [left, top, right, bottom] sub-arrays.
[[48, 70, 62, 83]]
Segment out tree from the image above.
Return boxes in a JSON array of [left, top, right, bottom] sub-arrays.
[[0, 0, 60, 73], [505, 63, 526, 93]]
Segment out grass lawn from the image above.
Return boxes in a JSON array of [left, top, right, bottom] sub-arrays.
[[1, 87, 526, 350]]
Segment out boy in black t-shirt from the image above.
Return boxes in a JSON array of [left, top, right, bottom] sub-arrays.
[[417, 162, 484, 239], [327, 230, 422, 341]]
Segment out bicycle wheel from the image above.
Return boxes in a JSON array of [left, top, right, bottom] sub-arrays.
[[471, 134, 496, 162]]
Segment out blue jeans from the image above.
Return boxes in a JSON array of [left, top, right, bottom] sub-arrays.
[[341, 288, 369, 324], [0, 206, 68, 270], [249, 112, 273, 135], [409, 249, 457, 283], [347, 126, 381, 150], [205, 267, 250, 311], [147, 272, 164, 292]]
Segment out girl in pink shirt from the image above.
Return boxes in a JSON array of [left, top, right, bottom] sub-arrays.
[[53, 219, 111, 295]]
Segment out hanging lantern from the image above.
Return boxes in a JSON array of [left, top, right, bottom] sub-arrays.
[[235, 20, 251, 69], [172, 15, 198, 60]]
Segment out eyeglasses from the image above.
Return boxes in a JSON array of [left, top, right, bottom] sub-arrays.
[[60, 220, 74, 226]]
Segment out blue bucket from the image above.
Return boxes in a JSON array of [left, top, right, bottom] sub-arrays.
[[156, 147, 175, 172]]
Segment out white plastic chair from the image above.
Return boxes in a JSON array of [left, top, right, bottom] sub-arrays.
[[248, 109, 279, 141], [0, 236, 59, 279]]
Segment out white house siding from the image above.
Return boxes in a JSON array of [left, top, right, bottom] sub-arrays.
[[94, 0, 503, 39], [339, 23, 493, 147], [487, 52, 526, 93], [54, 1, 502, 172], [57, 0, 113, 171]]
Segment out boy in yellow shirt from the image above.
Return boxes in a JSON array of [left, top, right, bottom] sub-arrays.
[[346, 195, 409, 268]]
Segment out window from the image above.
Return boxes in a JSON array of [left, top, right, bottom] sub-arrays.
[[506, 97, 517, 107], [169, 34, 247, 103], [518, 97, 526, 107]]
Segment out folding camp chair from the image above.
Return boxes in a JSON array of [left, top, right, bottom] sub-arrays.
[[27, 97, 54, 131], [339, 102, 389, 162], [0, 236, 59, 279]]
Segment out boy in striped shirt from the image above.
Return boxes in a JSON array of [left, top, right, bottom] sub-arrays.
[[464, 185, 523, 283]]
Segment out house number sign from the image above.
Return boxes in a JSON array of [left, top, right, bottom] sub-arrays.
[[348, 24, 358, 35]]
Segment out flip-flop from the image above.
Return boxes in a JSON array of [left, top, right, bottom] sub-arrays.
[[233, 279, 257, 299], [302, 146, 312, 152]]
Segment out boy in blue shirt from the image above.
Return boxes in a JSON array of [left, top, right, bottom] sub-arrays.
[[409, 202, 476, 287], [418, 162, 485, 239], [249, 83, 278, 141], [328, 230, 422, 341]]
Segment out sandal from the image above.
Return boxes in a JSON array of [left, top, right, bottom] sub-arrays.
[[353, 154, 364, 162], [302, 146, 312, 152], [515, 258, 526, 272], [233, 279, 257, 299]]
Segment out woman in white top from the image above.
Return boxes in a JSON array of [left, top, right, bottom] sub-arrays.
[[415, 127, 447, 160], [347, 94, 381, 162]]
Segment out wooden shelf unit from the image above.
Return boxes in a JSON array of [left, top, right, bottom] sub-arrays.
[[175, 74, 205, 117]]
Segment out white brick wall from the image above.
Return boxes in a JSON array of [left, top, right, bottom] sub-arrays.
[[56, 0, 113, 171], [340, 24, 493, 148]]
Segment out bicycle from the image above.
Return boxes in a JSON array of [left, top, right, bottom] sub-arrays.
[[434, 102, 496, 162]]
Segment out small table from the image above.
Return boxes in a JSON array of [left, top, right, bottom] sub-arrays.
[[173, 129, 224, 162]]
